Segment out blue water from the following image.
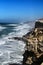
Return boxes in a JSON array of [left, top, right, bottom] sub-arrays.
[[0, 22, 34, 65]]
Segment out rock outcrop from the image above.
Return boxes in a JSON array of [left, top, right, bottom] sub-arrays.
[[9, 19, 43, 65], [22, 20, 43, 65]]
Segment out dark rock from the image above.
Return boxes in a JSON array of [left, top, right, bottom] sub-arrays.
[[31, 54, 43, 65], [9, 63, 22, 65], [35, 22, 43, 28], [22, 50, 43, 65], [22, 50, 37, 65]]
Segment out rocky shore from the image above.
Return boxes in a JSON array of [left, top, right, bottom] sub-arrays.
[[22, 19, 43, 65], [9, 19, 43, 65], [23, 50, 43, 65]]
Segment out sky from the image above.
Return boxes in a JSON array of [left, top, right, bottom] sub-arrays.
[[0, 0, 43, 21]]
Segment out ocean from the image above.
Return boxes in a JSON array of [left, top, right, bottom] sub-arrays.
[[0, 22, 35, 65]]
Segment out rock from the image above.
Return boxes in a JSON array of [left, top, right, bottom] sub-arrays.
[[35, 22, 43, 28], [22, 50, 37, 65], [41, 63, 43, 65], [22, 19, 43, 65], [9, 63, 22, 65], [23, 50, 43, 65], [9, 18, 43, 65], [31, 54, 43, 65], [36, 18, 43, 23]]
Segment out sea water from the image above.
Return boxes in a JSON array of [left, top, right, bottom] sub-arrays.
[[0, 22, 34, 65]]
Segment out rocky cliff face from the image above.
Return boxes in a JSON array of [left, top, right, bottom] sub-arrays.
[[9, 20, 43, 65], [23, 21, 43, 52], [35, 21, 43, 28], [23, 21, 43, 65]]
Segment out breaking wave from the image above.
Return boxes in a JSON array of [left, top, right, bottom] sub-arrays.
[[0, 22, 34, 65]]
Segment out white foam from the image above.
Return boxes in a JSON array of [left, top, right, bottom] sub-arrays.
[[0, 51, 3, 56], [14, 23, 31, 31], [0, 22, 34, 65], [12, 23, 33, 37], [8, 23, 31, 37], [0, 40, 6, 45], [2, 61, 11, 65], [8, 24, 17, 26], [0, 26, 6, 31]]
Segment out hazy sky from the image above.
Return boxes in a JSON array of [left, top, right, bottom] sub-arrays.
[[0, 0, 43, 21]]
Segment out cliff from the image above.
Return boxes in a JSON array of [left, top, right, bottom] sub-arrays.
[[9, 19, 43, 65], [22, 20, 43, 65], [35, 21, 43, 28]]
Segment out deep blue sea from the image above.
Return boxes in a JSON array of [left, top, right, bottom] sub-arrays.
[[0, 22, 35, 65]]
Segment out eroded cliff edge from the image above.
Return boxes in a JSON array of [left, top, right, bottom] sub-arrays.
[[9, 19, 43, 65], [22, 20, 43, 65]]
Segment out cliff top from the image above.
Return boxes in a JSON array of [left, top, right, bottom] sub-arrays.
[[35, 22, 43, 28], [35, 18, 43, 28], [36, 18, 43, 23]]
